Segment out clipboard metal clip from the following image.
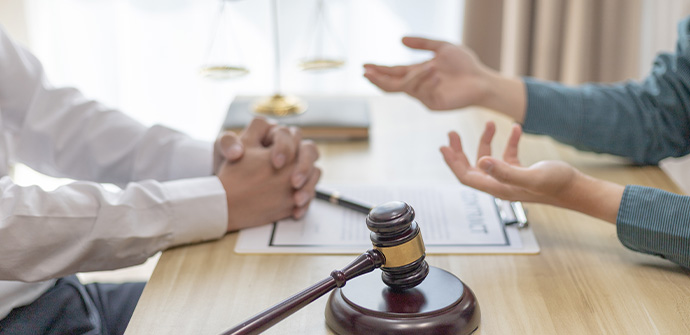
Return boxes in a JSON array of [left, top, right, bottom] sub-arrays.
[[494, 199, 528, 229]]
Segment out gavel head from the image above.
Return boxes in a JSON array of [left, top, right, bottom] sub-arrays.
[[366, 201, 429, 290]]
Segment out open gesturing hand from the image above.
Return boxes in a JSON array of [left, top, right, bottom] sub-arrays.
[[363, 37, 491, 111], [440, 121, 580, 207]]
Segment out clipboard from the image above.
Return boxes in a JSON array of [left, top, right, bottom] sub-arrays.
[[316, 187, 529, 229], [235, 182, 540, 255], [494, 199, 528, 228]]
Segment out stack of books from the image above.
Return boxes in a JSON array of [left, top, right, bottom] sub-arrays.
[[222, 96, 370, 141]]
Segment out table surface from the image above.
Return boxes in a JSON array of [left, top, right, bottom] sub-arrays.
[[125, 95, 690, 335]]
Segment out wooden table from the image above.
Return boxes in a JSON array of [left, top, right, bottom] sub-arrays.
[[126, 95, 690, 335]]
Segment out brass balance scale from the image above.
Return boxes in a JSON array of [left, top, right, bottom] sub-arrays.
[[199, 0, 345, 117]]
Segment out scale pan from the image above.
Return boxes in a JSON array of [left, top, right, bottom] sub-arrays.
[[199, 65, 249, 80], [299, 58, 345, 71]]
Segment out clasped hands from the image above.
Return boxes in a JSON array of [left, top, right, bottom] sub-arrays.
[[213, 117, 320, 232]]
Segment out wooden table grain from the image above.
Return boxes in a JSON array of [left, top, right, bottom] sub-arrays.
[[125, 95, 690, 335]]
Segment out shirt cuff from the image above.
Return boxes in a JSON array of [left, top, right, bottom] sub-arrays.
[[616, 185, 690, 267], [616, 185, 652, 254], [161, 176, 227, 246]]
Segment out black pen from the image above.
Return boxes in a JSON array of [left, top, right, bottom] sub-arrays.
[[315, 189, 373, 214]]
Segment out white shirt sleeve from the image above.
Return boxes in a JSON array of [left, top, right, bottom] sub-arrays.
[[0, 26, 228, 282]]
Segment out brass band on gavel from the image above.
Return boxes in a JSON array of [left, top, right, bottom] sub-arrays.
[[374, 232, 425, 268]]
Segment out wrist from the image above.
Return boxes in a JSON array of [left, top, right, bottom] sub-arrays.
[[559, 171, 624, 223], [476, 69, 527, 122]]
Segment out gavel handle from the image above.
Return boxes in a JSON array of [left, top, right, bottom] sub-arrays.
[[220, 249, 384, 335]]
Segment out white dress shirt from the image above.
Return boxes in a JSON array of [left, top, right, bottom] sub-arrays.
[[0, 26, 228, 319]]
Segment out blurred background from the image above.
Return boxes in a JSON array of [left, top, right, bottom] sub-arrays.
[[1, 0, 463, 142]]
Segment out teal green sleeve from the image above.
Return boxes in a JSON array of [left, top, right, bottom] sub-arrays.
[[617, 186, 690, 268], [519, 17, 690, 268], [521, 17, 690, 165]]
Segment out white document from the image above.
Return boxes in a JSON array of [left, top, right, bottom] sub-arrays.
[[235, 183, 540, 254]]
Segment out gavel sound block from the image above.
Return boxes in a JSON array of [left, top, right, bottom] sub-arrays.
[[221, 201, 480, 335], [325, 201, 480, 335]]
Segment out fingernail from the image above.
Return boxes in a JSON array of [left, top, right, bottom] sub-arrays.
[[295, 191, 310, 207], [273, 153, 286, 168], [478, 159, 494, 173], [292, 173, 306, 188], [293, 207, 307, 219], [226, 144, 243, 159]]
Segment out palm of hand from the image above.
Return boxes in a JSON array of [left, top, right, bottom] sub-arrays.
[[441, 122, 579, 206], [428, 44, 487, 110], [489, 160, 579, 205]]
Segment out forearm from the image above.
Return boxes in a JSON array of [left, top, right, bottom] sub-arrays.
[[0, 26, 213, 184], [521, 77, 690, 164], [556, 171, 625, 224], [21, 84, 216, 184], [551, 175, 690, 268], [476, 68, 528, 122], [0, 176, 226, 282], [505, 17, 690, 164], [17, 106, 213, 183]]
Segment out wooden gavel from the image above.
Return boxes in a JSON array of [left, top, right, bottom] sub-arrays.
[[221, 201, 429, 335]]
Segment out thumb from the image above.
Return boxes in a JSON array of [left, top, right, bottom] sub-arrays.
[[218, 132, 245, 161], [477, 157, 533, 188], [241, 117, 274, 146], [402, 37, 447, 51]]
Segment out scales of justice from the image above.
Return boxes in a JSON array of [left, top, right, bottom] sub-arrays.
[[200, 0, 347, 117], [220, 201, 481, 335]]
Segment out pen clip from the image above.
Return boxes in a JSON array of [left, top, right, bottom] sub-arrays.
[[494, 198, 528, 229]]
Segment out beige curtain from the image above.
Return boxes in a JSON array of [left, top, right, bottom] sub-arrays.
[[463, 0, 642, 85], [0, 0, 29, 46]]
